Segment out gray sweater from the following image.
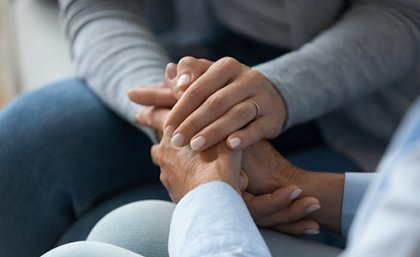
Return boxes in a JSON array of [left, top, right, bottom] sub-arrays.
[[59, 0, 420, 171]]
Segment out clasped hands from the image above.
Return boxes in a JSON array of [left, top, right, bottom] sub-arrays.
[[128, 57, 322, 235]]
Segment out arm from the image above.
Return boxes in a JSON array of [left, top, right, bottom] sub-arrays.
[[170, 182, 272, 257], [341, 98, 420, 257], [254, 0, 420, 128], [59, 0, 170, 139], [242, 141, 374, 235], [151, 129, 273, 256]]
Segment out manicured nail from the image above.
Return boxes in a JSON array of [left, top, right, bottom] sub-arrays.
[[305, 204, 321, 214], [171, 133, 185, 147], [166, 63, 177, 79], [229, 138, 242, 149], [305, 229, 320, 235], [177, 74, 190, 88], [190, 136, 206, 150], [288, 188, 303, 200], [164, 126, 175, 137]]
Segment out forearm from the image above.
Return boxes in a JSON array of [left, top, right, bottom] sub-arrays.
[[294, 171, 344, 233], [60, 0, 170, 138], [170, 182, 271, 257], [254, 0, 420, 128]]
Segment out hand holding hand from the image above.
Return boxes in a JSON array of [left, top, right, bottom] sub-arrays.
[[132, 101, 322, 235], [151, 127, 247, 203], [129, 56, 287, 151]]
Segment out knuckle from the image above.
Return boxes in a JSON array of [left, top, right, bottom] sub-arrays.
[[178, 56, 197, 67], [245, 69, 261, 81], [181, 119, 201, 134], [217, 57, 239, 69], [234, 104, 254, 121], [206, 95, 226, 112], [159, 172, 167, 185], [185, 84, 205, 99]]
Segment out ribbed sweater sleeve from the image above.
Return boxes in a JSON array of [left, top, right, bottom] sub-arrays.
[[254, 0, 420, 129], [59, 0, 171, 140]]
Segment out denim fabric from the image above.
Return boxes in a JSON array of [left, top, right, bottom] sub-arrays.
[[0, 79, 168, 257], [43, 200, 341, 257], [0, 79, 358, 257]]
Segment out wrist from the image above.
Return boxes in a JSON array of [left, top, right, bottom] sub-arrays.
[[273, 155, 306, 187], [297, 171, 345, 233], [194, 169, 243, 194]]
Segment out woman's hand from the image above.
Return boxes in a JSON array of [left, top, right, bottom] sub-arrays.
[[129, 56, 287, 151], [151, 127, 247, 203], [134, 103, 322, 235], [242, 141, 345, 234]]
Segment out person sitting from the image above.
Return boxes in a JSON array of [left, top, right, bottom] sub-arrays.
[[41, 96, 420, 257]]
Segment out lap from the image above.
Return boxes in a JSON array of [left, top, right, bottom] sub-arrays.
[[86, 200, 341, 257], [0, 78, 165, 257], [42, 241, 145, 257]]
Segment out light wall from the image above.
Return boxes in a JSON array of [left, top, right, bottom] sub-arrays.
[[0, 0, 73, 107], [0, 0, 16, 107], [13, 0, 73, 92]]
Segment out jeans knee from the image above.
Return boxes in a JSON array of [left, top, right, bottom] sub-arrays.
[[42, 241, 143, 257], [88, 200, 175, 257]]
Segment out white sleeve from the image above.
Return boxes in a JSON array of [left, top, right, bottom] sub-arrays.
[[341, 99, 420, 257], [168, 181, 272, 257]]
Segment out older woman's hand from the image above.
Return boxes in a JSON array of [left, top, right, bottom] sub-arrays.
[[151, 127, 247, 203], [134, 104, 322, 235]]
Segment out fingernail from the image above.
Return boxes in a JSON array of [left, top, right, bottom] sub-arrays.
[[305, 229, 320, 235], [229, 137, 242, 149], [171, 133, 185, 147], [288, 188, 303, 200], [166, 63, 177, 79], [190, 136, 206, 150], [164, 126, 175, 137], [305, 204, 321, 214], [177, 74, 190, 88]]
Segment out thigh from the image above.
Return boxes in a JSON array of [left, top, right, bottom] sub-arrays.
[[42, 241, 145, 257], [87, 200, 175, 257], [86, 200, 341, 257], [0, 79, 161, 257]]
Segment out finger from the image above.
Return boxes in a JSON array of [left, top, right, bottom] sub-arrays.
[[257, 196, 320, 226], [239, 170, 249, 192], [187, 100, 259, 151], [151, 144, 161, 166], [271, 220, 320, 236], [165, 57, 243, 132], [128, 87, 177, 108], [227, 116, 275, 150], [135, 107, 170, 132], [165, 63, 177, 80], [244, 185, 302, 218], [175, 57, 213, 91], [169, 81, 252, 148]]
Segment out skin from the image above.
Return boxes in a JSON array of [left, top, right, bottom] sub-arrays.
[[131, 57, 287, 152], [128, 58, 345, 234], [134, 105, 322, 235]]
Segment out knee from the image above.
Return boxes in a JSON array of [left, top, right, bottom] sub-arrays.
[[88, 200, 175, 257], [42, 241, 143, 257], [0, 78, 103, 139]]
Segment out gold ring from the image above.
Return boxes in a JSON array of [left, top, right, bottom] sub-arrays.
[[245, 99, 260, 120]]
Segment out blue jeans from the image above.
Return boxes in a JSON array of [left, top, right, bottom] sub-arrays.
[[0, 79, 360, 257], [0, 79, 169, 257]]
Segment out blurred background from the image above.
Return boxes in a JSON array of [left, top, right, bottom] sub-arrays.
[[0, 0, 73, 107]]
